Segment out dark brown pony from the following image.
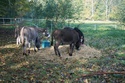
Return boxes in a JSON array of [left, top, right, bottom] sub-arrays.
[[51, 27, 84, 57]]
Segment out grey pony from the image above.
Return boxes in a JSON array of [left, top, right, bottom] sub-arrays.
[[20, 26, 48, 55]]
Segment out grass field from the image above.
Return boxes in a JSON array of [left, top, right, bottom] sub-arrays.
[[0, 22, 125, 82]]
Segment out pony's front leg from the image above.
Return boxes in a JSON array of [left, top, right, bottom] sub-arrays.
[[33, 40, 37, 52], [69, 43, 74, 56], [23, 45, 27, 55], [28, 42, 31, 54], [54, 42, 61, 57], [34, 47, 37, 52], [16, 37, 19, 45]]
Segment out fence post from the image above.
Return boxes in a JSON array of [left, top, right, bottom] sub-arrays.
[[50, 20, 52, 33], [94, 24, 97, 30], [3, 18, 5, 24]]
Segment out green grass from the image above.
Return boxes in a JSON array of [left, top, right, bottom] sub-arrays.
[[84, 30, 125, 55], [76, 22, 125, 55], [78, 23, 125, 82]]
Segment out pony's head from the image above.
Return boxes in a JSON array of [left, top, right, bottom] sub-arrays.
[[75, 40, 81, 50], [43, 28, 50, 38], [80, 36, 84, 44], [74, 27, 84, 45], [38, 28, 50, 39]]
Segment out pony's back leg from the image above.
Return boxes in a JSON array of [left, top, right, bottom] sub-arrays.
[[16, 36, 21, 45], [54, 42, 61, 57], [54, 44, 58, 55], [23, 43, 27, 55], [23, 39, 30, 55], [69, 43, 74, 56]]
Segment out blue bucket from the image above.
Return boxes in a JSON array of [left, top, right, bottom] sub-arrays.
[[42, 40, 50, 48]]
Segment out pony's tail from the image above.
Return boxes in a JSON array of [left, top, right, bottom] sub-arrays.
[[20, 27, 25, 46], [20, 27, 25, 47], [51, 33, 53, 46], [21, 35, 25, 48]]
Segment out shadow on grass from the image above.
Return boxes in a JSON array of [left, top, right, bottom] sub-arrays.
[[0, 48, 17, 55]]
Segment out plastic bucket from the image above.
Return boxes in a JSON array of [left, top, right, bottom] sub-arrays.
[[42, 40, 50, 48]]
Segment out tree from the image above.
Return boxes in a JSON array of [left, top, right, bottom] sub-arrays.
[[14, 0, 30, 18], [0, 0, 31, 18], [0, 0, 16, 17], [116, 0, 125, 25], [41, 0, 81, 28]]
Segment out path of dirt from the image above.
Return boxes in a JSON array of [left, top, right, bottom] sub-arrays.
[[31, 45, 102, 60]]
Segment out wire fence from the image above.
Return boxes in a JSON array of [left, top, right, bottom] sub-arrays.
[[0, 18, 123, 30], [0, 18, 23, 25]]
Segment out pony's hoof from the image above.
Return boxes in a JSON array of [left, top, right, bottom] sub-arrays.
[[77, 48, 80, 50], [28, 50, 30, 53], [59, 56, 62, 59], [34, 49, 37, 52], [76, 47, 80, 50], [37, 48, 40, 50], [69, 53, 72, 56], [23, 53, 26, 55], [23, 53, 28, 56]]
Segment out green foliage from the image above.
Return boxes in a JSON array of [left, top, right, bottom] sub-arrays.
[[0, 0, 124, 23], [15, 0, 30, 17], [40, 0, 80, 28], [42, 0, 57, 19], [116, 0, 125, 24], [0, 0, 16, 17], [93, 2, 105, 20]]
